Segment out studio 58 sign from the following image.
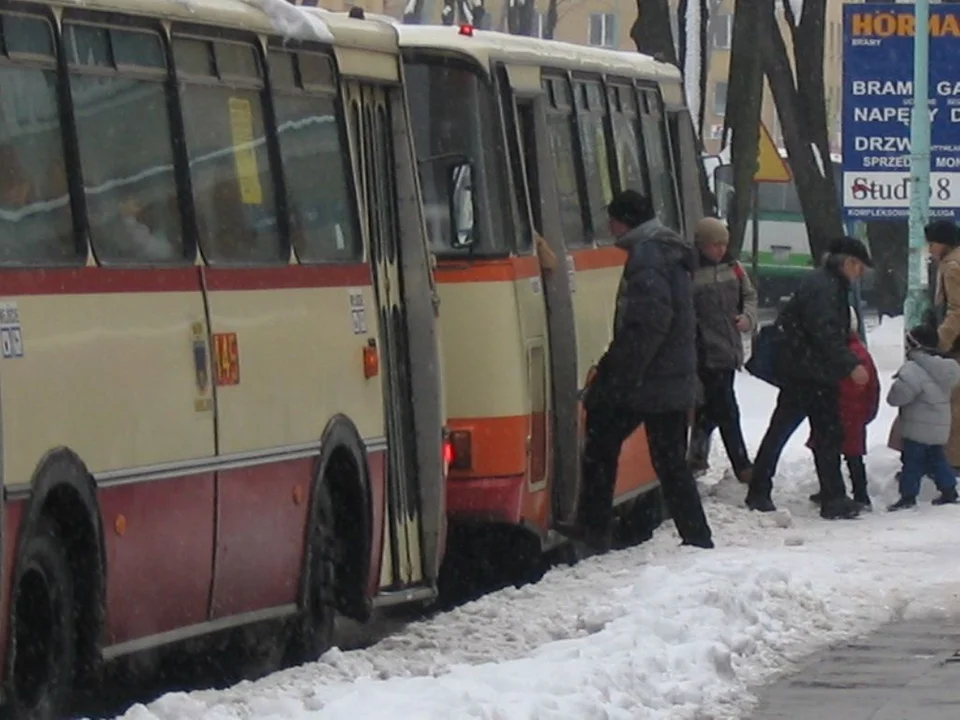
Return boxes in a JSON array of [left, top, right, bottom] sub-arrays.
[[842, 5, 960, 220]]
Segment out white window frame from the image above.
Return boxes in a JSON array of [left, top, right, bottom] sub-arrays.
[[588, 13, 617, 48]]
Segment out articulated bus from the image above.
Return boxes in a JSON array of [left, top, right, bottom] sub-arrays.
[[0, 0, 446, 716], [396, 25, 705, 553]]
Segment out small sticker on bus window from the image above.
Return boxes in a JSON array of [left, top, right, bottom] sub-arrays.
[[348, 288, 367, 335], [228, 97, 263, 206], [335, 224, 345, 251], [0, 301, 23, 359]]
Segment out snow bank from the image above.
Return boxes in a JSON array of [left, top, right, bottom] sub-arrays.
[[113, 316, 960, 720], [237, 0, 334, 43]]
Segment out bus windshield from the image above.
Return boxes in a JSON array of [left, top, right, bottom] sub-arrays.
[[404, 59, 513, 256]]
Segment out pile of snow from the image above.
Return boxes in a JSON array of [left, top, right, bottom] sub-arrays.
[[115, 315, 960, 720]]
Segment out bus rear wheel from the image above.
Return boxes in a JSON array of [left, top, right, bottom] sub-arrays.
[[8, 517, 76, 720], [287, 481, 336, 664]]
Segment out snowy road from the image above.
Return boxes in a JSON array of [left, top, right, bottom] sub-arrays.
[[112, 317, 960, 720]]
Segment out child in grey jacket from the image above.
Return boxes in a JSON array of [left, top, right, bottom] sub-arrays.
[[886, 325, 960, 510]]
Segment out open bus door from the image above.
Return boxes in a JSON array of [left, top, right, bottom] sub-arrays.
[[497, 67, 582, 529]]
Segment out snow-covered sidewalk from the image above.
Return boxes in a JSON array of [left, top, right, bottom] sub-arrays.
[[116, 317, 960, 720]]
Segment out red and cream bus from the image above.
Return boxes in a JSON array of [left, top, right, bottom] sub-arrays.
[[398, 25, 704, 553], [0, 0, 446, 716]]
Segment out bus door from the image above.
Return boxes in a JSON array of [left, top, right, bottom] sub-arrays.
[[500, 66, 581, 527], [343, 80, 426, 590]]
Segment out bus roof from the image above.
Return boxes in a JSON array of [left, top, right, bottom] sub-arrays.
[[50, 0, 399, 54], [396, 24, 681, 84]]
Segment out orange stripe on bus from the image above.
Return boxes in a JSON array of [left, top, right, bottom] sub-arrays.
[[448, 412, 657, 501], [570, 244, 625, 272], [447, 415, 529, 480], [435, 255, 540, 284]]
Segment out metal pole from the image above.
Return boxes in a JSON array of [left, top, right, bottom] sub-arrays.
[[751, 181, 760, 345], [905, 0, 931, 333]]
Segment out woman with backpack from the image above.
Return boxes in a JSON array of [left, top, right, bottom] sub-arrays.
[[688, 217, 758, 484]]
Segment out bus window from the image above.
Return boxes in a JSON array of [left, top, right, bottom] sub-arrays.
[[405, 60, 512, 256], [638, 89, 680, 231], [608, 83, 648, 203], [667, 108, 704, 237], [544, 75, 590, 247], [65, 23, 184, 265], [175, 37, 282, 265], [0, 13, 79, 266], [573, 78, 614, 243], [269, 50, 360, 263]]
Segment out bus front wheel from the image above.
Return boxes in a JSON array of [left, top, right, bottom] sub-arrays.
[[8, 516, 76, 720]]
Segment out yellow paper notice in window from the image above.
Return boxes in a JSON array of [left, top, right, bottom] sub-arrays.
[[228, 97, 263, 205]]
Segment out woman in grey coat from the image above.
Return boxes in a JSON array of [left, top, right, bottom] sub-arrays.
[[886, 325, 960, 510]]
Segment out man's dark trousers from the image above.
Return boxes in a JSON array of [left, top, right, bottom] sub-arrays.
[[579, 401, 713, 546], [693, 368, 752, 476], [749, 381, 847, 505]]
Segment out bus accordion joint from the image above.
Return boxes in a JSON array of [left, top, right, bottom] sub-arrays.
[[363, 338, 380, 379]]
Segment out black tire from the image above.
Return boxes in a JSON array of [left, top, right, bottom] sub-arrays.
[[7, 517, 76, 720], [287, 481, 336, 664]]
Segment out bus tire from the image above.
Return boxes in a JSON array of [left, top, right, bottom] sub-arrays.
[[287, 480, 336, 665], [7, 516, 76, 720]]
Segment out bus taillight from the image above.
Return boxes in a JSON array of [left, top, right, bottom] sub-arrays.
[[447, 429, 472, 471]]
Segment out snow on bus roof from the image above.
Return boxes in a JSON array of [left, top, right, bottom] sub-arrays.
[[396, 25, 681, 82], [50, 0, 398, 51]]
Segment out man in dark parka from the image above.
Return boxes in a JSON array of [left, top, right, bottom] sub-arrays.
[[578, 190, 713, 551], [746, 236, 872, 520]]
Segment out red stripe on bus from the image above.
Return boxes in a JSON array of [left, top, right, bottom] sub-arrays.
[[0, 264, 371, 295], [204, 264, 371, 291]]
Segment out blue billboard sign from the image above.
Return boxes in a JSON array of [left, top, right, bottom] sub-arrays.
[[842, 4, 960, 221]]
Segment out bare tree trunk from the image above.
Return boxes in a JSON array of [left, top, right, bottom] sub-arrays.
[[760, 0, 843, 261], [631, 0, 678, 66], [722, 0, 763, 255], [544, 0, 558, 38], [507, 0, 535, 34]]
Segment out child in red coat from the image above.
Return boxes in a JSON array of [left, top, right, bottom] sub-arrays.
[[807, 309, 881, 509]]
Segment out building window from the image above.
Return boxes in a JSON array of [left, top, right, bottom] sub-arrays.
[[711, 13, 732, 50], [713, 81, 728, 117], [588, 13, 617, 48]]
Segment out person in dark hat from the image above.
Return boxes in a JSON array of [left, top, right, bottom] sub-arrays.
[[745, 236, 872, 520], [572, 189, 713, 552], [924, 218, 960, 466]]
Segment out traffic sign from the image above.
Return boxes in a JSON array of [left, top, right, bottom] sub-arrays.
[[842, 4, 960, 221], [755, 122, 791, 183]]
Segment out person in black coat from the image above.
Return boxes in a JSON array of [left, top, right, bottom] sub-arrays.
[[746, 236, 872, 520], [576, 190, 713, 551]]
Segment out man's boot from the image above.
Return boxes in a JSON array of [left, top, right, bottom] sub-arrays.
[[847, 456, 872, 510]]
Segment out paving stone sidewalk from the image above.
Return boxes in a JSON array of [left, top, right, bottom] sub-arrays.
[[749, 618, 960, 720]]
